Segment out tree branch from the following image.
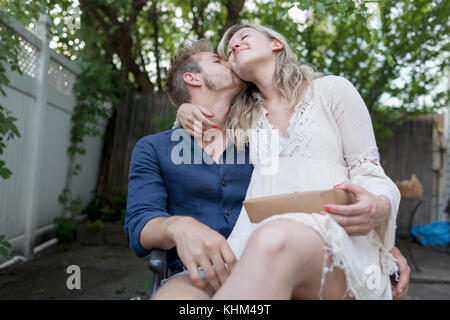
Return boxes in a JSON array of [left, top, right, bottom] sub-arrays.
[[97, 3, 121, 26], [79, 0, 153, 91], [125, 0, 148, 30], [149, 1, 162, 91], [223, 0, 245, 31], [80, 0, 112, 42]]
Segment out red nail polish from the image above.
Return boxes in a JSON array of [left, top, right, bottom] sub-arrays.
[[324, 205, 331, 211], [214, 124, 218, 128], [333, 184, 341, 188], [319, 212, 326, 216]]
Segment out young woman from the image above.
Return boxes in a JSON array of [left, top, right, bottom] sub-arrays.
[[176, 24, 402, 299]]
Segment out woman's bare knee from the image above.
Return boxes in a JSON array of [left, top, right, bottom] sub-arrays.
[[247, 220, 291, 258], [249, 219, 325, 262]]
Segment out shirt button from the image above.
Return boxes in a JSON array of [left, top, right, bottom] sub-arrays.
[[224, 209, 230, 215], [221, 180, 227, 186]]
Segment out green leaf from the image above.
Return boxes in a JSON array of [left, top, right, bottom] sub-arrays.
[[315, 2, 327, 15], [0, 246, 8, 258], [277, 4, 296, 19], [0, 167, 12, 179], [0, 240, 11, 249]]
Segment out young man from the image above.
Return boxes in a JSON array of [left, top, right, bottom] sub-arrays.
[[125, 39, 410, 300], [125, 39, 251, 299]]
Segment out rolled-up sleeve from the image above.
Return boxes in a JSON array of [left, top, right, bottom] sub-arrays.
[[125, 137, 171, 257]]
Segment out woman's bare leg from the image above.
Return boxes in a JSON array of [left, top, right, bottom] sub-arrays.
[[291, 244, 349, 300], [152, 274, 213, 300], [212, 219, 348, 300]]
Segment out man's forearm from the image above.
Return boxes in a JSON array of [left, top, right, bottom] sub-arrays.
[[140, 215, 186, 251]]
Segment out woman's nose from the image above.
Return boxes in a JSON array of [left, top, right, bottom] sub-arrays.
[[231, 42, 240, 51]]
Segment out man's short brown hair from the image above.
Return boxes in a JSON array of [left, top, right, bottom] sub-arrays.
[[166, 39, 214, 106]]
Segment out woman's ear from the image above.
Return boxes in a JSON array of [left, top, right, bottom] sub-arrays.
[[183, 73, 202, 87], [271, 39, 284, 52]]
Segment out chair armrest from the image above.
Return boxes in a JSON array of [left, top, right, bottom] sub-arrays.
[[148, 249, 167, 274]]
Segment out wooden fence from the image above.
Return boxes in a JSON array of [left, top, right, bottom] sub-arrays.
[[96, 89, 175, 197], [380, 114, 446, 235]]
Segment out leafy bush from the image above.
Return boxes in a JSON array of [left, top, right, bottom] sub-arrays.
[[53, 217, 77, 250], [81, 187, 127, 224], [86, 219, 105, 233], [0, 234, 11, 258]]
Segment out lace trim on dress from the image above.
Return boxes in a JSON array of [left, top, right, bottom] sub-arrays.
[[344, 147, 387, 180], [252, 90, 314, 159], [284, 100, 314, 157]]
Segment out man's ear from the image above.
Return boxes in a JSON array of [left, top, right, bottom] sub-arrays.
[[271, 39, 284, 52], [183, 73, 202, 87]]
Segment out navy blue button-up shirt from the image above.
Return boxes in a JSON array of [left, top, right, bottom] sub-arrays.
[[125, 128, 253, 274]]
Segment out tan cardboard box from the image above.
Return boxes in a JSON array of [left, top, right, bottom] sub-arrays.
[[243, 188, 356, 223], [395, 174, 423, 198]]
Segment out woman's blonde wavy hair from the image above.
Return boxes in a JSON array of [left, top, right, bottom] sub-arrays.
[[217, 23, 323, 150]]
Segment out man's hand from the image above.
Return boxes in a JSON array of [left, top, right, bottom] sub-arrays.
[[390, 246, 410, 300], [167, 216, 237, 292], [322, 182, 391, 236], [177, 103, 218, 138]]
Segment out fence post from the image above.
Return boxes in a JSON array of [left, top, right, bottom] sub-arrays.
[[23, 14, 51, 259]]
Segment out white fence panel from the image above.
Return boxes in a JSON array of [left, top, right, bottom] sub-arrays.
[[0, 15, 108, 263]]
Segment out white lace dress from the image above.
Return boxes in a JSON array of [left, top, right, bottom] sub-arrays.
[[226, 75, 401, 300]]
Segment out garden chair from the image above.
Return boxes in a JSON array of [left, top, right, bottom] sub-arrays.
[[148, 248, 169, 299]]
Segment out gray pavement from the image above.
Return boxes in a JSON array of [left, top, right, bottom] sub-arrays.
[[395, 237, 450, 300]]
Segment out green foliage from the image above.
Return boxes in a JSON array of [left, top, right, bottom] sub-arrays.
[[81, 187, 128, 224], [0, 105, 20, 179], [0, 10, 23, 179], [53, 217, 77, 249], [0, 1, 48, 178], [58, 188, 82, 216], [86, 219, 104, 233], [68, 58, 120, 157], [243, 0, 449, 145], [0, 234, 12, 258], [0, 0, 46, 25], [154, 104, 177, 132], [279, 0, 374, 18]]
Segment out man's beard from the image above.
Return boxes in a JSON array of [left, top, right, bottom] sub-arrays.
[[203, 73, 234, 90], [204, 74, 245, 94]]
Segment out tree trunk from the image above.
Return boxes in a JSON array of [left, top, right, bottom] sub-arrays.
[[95, 107, 117, 197], [223, 0, 246, 31]]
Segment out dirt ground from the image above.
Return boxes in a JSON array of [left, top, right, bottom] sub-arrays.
[[0, 221, 449, 300], [0, 221, 150, 300]]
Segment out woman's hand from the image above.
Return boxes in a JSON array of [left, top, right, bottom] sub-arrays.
[[390, 246, 410, 300], [321, 181, 391, 236], [177, 103, 218, 138]]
